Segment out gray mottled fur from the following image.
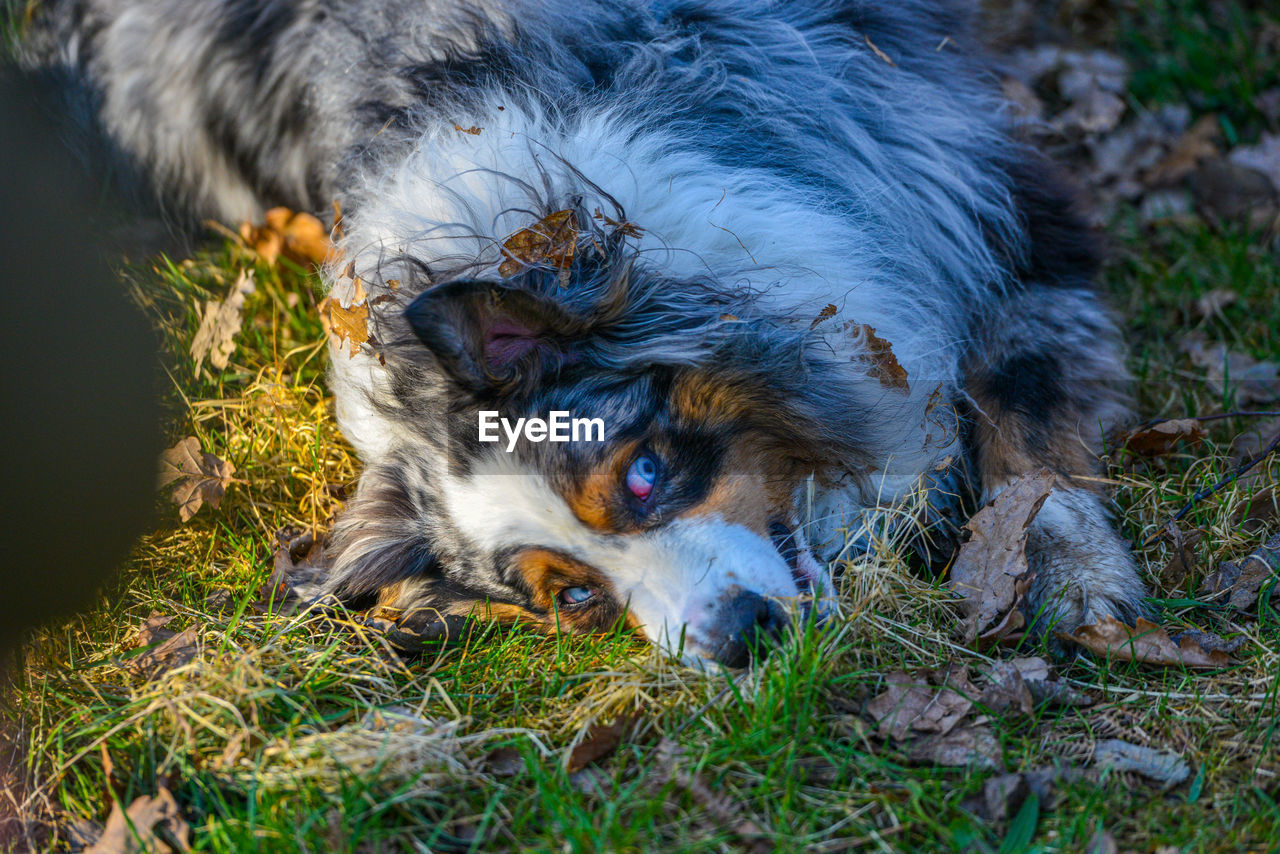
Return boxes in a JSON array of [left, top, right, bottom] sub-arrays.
[[20, 0, 1149, 653]]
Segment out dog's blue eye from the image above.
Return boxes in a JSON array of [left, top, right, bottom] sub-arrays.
[[558, 586, 596, 606], [625, 454, 658, 501]]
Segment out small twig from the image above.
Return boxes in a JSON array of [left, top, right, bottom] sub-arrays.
[[1143, 431, 1280, 546], [1128, 411, 1280, 432]]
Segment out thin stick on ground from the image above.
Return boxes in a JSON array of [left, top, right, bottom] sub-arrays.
[[1143, 431, 1280, 546]]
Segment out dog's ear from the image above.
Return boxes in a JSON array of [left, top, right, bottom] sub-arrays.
[[405, 279, 585, 393]]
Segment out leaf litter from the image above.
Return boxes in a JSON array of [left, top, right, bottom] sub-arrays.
[[1058, 617, 1231, 669], [189, 269, 254, 373], [156, 437, 235, 522], [949, 468, 1055, 644], [82, 787, 190, 854]]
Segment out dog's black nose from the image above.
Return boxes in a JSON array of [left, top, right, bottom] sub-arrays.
[[710, 590, 786, 668]]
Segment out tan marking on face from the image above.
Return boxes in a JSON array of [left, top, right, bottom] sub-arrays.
[[683, 435, 802, 535], [670, 372, 806, 532], [563, 439, 642, 534], [511, 547, 643, 634]]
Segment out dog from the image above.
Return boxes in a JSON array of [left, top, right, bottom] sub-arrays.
[[21, 0, 1148, 666]]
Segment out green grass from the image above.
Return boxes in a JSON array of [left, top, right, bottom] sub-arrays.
[[1120, 0, 1280, 144], [5, 4, 1280, 852]]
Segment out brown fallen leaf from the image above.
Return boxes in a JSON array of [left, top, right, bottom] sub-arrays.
[[1194, 288, 1238, 318], [318, 295, 370, 358], [125, 613, 198, 680], [498, 210, 578, 278], [1157, 524, 1203, 591], [239, 206, 334, 268], [482, 747, 525, 777], [1092, 739, 1190, 787], [653, 738, 772, 854], [156, 437, 235, 522], [1228, 132, 1280, 196], [1054, 87, 1125, 135], [265, 526, 329, 612], [1190, 159, 1278, 223], [1058, 616, 1230, 669], [905, 724, 1003, 771], [1200, 532, 1280, 611], [982, 656, 1092, 711], [866, 664, 977, 741], [809, 303, 838, 330], [968, 764, 1080, 820], [1230, 486, 1279, 536], [1181, 334, 1280, 405], [453, 124, 482, 135], [1114, 418, 1206, 457], [566, 715, 636, 772], [84, 787, 190, 854], [1229, 418, 1280, 465], [950, 468, 1056, 644], [189, 270, 255, 373], [979, 659, 1036, 716], [1143, 114, 1220, 187], [853, 324, 909, 392]]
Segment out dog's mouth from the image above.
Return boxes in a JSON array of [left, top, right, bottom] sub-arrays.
[[769, 521, 815, 593]]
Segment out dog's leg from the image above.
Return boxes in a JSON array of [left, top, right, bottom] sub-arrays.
[[962, 284, 1148, 637]]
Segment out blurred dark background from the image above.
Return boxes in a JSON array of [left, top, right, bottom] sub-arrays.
[[0, 67, 162, 659]]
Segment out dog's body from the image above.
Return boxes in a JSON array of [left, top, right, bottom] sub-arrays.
[[23, 0, 1147, 664]]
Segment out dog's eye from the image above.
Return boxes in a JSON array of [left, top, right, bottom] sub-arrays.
[[558, 586, 597, 606], [624, 454, 658, 501]]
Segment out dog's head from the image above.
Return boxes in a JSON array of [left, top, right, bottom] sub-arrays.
[[323, 234, 883, 666]]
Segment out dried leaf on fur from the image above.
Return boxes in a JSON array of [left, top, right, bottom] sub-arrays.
[[905, 724, 1003, 770], [453, 124, 482, 135], [950, 468, 1055, 644], [853, 324, 910, 392], [866, 665, 977, 741], [1059, 616, 1230, 669], [498, 210, 578, 277], [810, 303, 838, 329], [1115, 419, 1206, 457], [84, 787, 190, 854], [157, 437, 235, 522], [566, 715, 636, 772], [189, 270, 254, 372], [1200, 532, 1280, 611], [239, 206, 334, 268], [1092, 739, 1191, 787], [318, 295, 370, 358], [591, 208, 644, 238]]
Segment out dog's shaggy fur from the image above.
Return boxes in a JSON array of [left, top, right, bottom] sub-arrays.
[[22, 0, 1147, 664]]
